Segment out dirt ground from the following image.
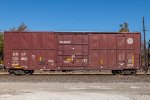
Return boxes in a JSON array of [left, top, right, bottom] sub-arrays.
[[0, 75, 150, 100]]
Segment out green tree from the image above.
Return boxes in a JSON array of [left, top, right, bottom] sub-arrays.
[[10, 23, 29, 31], [0, 32, 3, 63], [0, 32, 3, 50], [119, 22, 129, 32]]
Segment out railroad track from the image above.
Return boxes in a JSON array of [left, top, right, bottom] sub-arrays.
[[0, 69, 150, 75], [0, 72, 150, 75], [0, 72, 112, 75], [0, 74, 150, 83]]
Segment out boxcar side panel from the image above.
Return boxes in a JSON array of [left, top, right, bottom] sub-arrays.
[[100, 50, 108, 68], [100, 34, 108, 49], [89, 50, 99, 68], [126, 34, 134, 49], [108, 34, 116, 49], [90, 34, 99, 49], [56, 33, 89, 69], [117, 34, 125, 49], [4, 32, 12, 68], [126, 50, 135, 68], [4, 32, 56, 70], [108, 50, 117, 68], [29, 32, 56, 70], [117, 50, 125, 68], [4, 32, 141, 71]]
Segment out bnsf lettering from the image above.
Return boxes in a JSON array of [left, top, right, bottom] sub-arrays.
[[59, 41, 71, 44]]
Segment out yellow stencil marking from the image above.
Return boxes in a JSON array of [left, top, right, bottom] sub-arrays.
[[39, 57, 42, 61], [67, 58, 72, 62], [132, 54, 134, 64], [14, 66, 22, 69], [100, 59, 103, 64]]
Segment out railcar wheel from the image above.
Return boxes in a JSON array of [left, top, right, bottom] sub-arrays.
[[122, 70, 137, 75], [131, 70, 137, 75], [24, 70, 34, 75], [14, 70, 24, 75], [112, 70, 122, 75], [8, 70, 15, 75], [112, 70, 116, 75]]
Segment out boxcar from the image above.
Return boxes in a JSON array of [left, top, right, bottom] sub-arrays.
[[4, 31, 141, 74]]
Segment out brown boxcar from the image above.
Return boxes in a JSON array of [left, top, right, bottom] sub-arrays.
[[4, 31, 141, 74]]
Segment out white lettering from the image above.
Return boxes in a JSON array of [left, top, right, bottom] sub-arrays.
[[48, 59, 54, 63], [12, 57, 19, 61], [21, 52, 26, 56], [21, 57, 28, 61], [59, 41, 71, 44], [13, 53, 19, 56]]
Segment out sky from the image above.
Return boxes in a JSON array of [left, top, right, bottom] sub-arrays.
[[0, 0, 150, 39]]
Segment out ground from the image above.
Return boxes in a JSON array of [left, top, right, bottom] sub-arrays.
[[0, 74, 150, 100]]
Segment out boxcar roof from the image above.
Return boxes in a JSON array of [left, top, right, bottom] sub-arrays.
[[4, 31, 141, 34]]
